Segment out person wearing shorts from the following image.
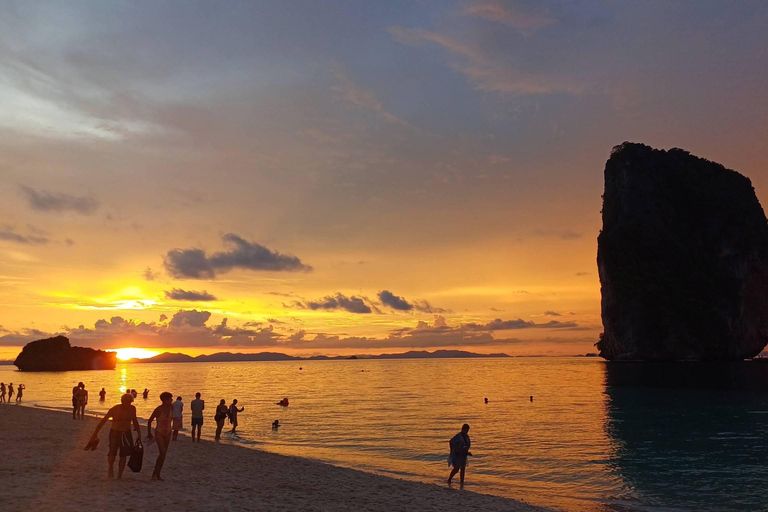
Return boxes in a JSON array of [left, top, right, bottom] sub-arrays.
[[190, 393, 205, 442], [90, 393, 141, 479]]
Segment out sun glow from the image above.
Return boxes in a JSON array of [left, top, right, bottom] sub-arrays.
[[110, 347, 160, 361]]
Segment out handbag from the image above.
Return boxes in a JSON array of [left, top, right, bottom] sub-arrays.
[[127, 437, 144, 473]]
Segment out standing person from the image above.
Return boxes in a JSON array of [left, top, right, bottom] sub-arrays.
[[228, 399, 244, 433], [190, 392, 205, 442], [7, 383, 14, 402], [1, 382, 6, 403], [16, 384, 24, 402], [99, 388, 106, 401], [88, 393, 141, 479], [447, 424, 472, 488], [214, 399, 228, 441], [171, 396, 184, 441], [72, 382, 83, 419], [75, 383, 89, 419], [146, 391, 174, 481], [142, 388, 149, 399]]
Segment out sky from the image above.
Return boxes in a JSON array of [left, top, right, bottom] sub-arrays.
[[1, 0, 767, 359]]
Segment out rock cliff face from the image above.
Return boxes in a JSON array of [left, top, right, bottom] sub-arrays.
[[597, 142, 768, 360], [14, 336, 116, 371]]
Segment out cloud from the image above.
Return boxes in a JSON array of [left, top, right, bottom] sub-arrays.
[[389, 26, 584, 96], [167, 310, 211, 328], [464, 2, 556, 34], [19, 185, 100, 215], [143, 267, 160, 281], [544, 311, 562, 316], [0, 226, 49, 245], [378, 290, 412, 311], [0, 312, 586, 352], [164, 233, 311, 279], [462, 318, 578, 330], [532, 229, 583, 240], [164, 288, 218, 302], [292, 293, 372, 314], [377, 290, 449, 313], [333, 64, 409, 126]]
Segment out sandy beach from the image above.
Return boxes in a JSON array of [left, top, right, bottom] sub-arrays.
[[0, 405, 548, 512]]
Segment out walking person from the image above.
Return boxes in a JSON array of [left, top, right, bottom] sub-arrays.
[[171, 396, 184, 441], [1, 382, 6, 403], [214, 399, 228, 441], [447, 423, 472, 488], [7, 383, 14, 402], [75, 383, 89, 419], [190, 392, 204, 442], [15, 384, 24, 402], [229, 399, 244, 433], [146, 392, 174, 481], [88, 393, 141, 479]]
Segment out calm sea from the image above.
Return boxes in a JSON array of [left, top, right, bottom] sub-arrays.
[[2, 357, 767, 512]]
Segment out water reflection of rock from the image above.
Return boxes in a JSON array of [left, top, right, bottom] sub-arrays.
[[603, 362, 768, 511]]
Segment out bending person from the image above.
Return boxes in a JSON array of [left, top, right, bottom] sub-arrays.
[[147, 391, 174, 481], [89, 393, 141, 479]]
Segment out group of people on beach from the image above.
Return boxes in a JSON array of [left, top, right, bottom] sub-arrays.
[[0, 382, 24, 402], [86, 387, 251, 480]]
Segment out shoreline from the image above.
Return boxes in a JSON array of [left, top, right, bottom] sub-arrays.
[[0, 405, 550, 512]]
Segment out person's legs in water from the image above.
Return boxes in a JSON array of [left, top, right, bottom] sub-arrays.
[[448, 465, 460, 485], [152, 433, 171, 480]]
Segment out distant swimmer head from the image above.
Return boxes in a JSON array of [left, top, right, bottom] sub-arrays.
[[121, 393, 134, 404], [272, 419, 280, 428], [484, 397, 489, 403]]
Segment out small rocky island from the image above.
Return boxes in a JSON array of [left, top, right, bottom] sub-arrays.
[[597, 142, 768, 361], [14, 336, 116, 371]]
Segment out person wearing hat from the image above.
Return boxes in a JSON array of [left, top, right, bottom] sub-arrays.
[[88, 393, 141, 479]]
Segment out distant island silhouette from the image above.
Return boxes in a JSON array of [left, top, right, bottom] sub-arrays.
[[14, 336, 116, 372], [131, 349, 510, 364]]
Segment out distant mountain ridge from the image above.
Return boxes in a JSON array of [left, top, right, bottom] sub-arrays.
[[133, 349, 509, 364]]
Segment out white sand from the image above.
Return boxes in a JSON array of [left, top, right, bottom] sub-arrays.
[[0, 405, 550, 512]]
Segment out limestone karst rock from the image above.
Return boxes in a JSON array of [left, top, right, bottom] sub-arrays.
[[597, 142, 768, 360], [14, 336, 116, 371]]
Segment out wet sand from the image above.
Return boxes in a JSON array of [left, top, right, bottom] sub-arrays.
[[0, 405, 549, 512]]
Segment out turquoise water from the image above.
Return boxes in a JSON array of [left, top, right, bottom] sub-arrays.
[[1, 358, 767, 512]]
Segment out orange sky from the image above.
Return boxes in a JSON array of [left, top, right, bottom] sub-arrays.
[[1, 1, 767, 360]]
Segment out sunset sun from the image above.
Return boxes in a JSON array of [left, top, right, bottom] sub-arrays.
[[110, 347, 159, 361]]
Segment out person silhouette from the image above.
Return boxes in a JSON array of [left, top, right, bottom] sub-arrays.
[[89, 393, 141, 479], [229, 399, 244, 433], [214, 399, 228, 441], [147, 392, 174, 481], [16, 384, 24, 402], [99, 388, 106, 401], [7, 383, 14, 402], [447, 424, 472, 488]]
